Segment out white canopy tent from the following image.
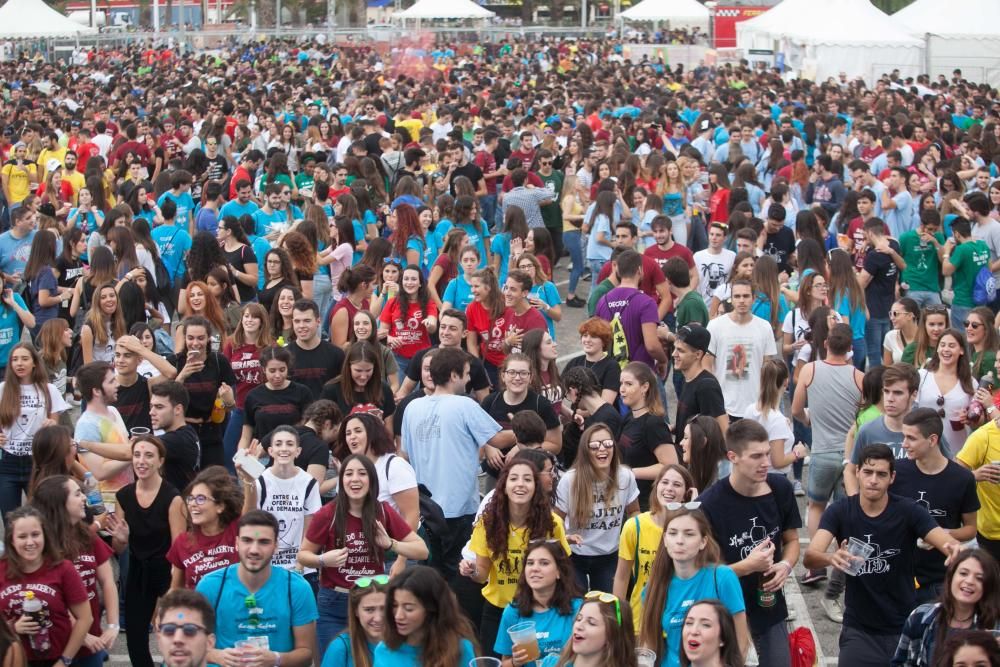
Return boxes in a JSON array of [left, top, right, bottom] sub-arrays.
[[736, 0, 923, 82], [619, 0, 710, 29], [0, 0, 98, 37], [894, 0, 1000, 85], [394, 0, 495, 20]]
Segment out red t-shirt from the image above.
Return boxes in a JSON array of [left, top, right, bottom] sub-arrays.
[[467, 303, 547, 367], [846, 217, 890, 271], [330, 295, 369, 334], [228, 165, 253, 199], [0, 559, 89, 662], [644, 243, 696, 276], [306, 501, 411, 590], [598, 255, 665, 301], [223, 342, 264, 409], [379, 297, 438, 360], [74, 534, 114, 655], [329, 186, 350, 202], [474, 150, 498, 195], [709, 188, 731, 223], [501, 170, 543, 193], [166, 521, 240, 589], [431, 254, 456, 297], [75, 141, 100, 166]]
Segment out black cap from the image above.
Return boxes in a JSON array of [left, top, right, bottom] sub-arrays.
[[676, 323, 711, 354]]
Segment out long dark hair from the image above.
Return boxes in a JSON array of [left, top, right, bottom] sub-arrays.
[[587, 190, 617, 229], [30, 475, 91, 561], [685, 415, 726, 492], [481, 460, 558, 562], [0, 343, 51, 429], [329, 454, 384, 563], [933, 548, 1000, 656], [23, 229, 58, 282], [334, 411, 395, 461], [925, 328, 976, 396], [679, 600, 744, 667], [29, 424, 75, 497], [333, 341, 385, 407], [511, 540, 580, 618], [2, 505, 60, 579], [397, 264, 431, 317]]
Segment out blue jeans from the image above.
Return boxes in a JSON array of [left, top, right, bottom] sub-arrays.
[[570, 552, 617, 593], [907, 290, 941, 308], [480, 194, 498, 233], [72, 651, 107, 667], [313, 274, 333, 337], [951, 305, 971, 330], [222, 408, 244, 475], [864, 317, 891, 368], [587, 259, 606, 297], [0, 451, 31, 519], [316, 587, 350, 659], [394, 353, 411, 385], [565, 229, 585, 296], [852, 337, 867, 371]]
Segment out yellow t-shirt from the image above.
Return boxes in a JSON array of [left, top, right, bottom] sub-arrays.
[[470, 512, 570, 608], [957, 421, 1000, 539], [37, 147, 68, 171], [618, 512, 663, 632], [1, 162, 37, 204], [63, 170, 85, 203], [395, 118, 424, 144]]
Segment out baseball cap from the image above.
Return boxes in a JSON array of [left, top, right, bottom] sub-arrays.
[[46, 159, 61, 173], [698, 119, 711, 132], [676, 323, 711, 354]]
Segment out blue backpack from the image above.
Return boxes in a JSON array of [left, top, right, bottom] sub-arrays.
[[973, 266, 996, 305]]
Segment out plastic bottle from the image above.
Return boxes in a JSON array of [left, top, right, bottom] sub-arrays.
[[83, 472, 105, 516], [967, 372, 995, 423], [22, 592, 51, 653], [210, 399, 226, 424]]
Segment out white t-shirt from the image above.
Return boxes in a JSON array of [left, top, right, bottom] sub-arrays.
[[781, 308, 810, 344], [882, 329, 908, 364], [0, 382, 69, 456], [555, 466, 639, 557], [374, 453, 418, 515], [744, 405, 794, 473], [255, 468, 322, 570], [706, 315, 778, 418], [915, 369, 977, 457], [693, 248, 736, 305]]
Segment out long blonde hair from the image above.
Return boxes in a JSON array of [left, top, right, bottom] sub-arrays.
[[756, 357, 788, 418], [84, 283, 126, 347], [569, 422, 622, 527]]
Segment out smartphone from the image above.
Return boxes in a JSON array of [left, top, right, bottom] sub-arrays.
[[233, 449, 266, 480]]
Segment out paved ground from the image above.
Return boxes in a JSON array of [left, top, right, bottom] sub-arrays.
[[102, 255, 846, 666]]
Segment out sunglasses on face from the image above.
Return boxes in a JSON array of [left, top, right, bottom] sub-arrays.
[[158, 623, 207, 637], [964, 320, 984, 330], [587, 439, 615, 451]]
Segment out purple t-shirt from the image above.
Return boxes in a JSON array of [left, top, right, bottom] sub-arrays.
[[595, 286, 660, 366]]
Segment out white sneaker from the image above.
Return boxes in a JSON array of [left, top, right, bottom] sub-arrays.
[[793, 480, 805, 497], [821, 597, 844, 623]]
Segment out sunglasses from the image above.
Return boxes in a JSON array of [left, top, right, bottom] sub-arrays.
[[584, 591, 622, 626], [587, 439, 616, 451], [356, 575, 390, 588], [383, 257, 403, 266], [665, 501, 702, 511], [964, 320, 984, 329], [158, 623, 207, 637], [936, 395, 946, 418], [925, 305, 949, 315], [245, 595, 262, 627]]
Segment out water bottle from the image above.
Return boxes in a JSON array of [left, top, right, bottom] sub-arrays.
[[83, 472, 105, 516], [787, 271, 800, 292], [967, 372, 995, 423], [22, 592, 51, 653]]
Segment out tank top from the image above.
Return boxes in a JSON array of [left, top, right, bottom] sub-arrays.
[[808, 360, 861, 454], [329, 295, 368, 330], [116, 480, 179, 561]]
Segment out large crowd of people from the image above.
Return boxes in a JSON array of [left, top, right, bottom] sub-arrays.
[[0, 33, 998, 667]]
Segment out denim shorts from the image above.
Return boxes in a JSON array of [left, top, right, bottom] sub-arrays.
[[807, 450, 845, 503]]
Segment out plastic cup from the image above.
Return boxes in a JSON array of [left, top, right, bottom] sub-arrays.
[[468, 659, 502, 667], [636, 647, 657, 667], [130, 427, 151, 438], [845, 537, 875, 576], [507, 621, 540, 663]]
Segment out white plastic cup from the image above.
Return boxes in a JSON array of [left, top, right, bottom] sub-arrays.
[[636, 647, 657, 667], [507, 621, 539, 663], [845, 537, 875, 576], [468, 659, 502, 667], [130, 427, 151, 438]]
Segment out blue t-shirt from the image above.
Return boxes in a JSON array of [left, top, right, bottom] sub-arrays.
[[196, 207, 220, 235], [352, 219, 367, 264], [252, 208, 288, 237], [884, 191, 914, 238], [435, 220, 490, 268], [158, 190, 196, 230], [28, 265, 59, 328], [833, 293, 867, 340], [195, 565, 318, 658], [0, 230, 35, 277], [491, 233, 513, 284], [751, 293, 790, 328], [585, 214, 613, 261], [373, 638, 475, 667], [405, 235, 434, 276], [530, 282, 562, 340], [442, 275, 474, 311], [321, 635, 376, 667], [495, 598, 582, 661], [68, 208, 101, 235], [151, 224, 192, 284], [248, 235, 272, 289], [0, 293, 28, 366], [220, 199, 260, 221]]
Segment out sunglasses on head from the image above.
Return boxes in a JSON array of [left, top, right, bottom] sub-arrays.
[[665, 501, 702, 511], [584, 591, 622, 626], [356, 574, 390, 588], [925, 305, 949, 315]]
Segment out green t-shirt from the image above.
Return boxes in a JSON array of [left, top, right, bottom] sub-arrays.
[[899, 229, 944, 293], [950, 239, 990, 307], [856, 404, 882, 429], [294, 172, 315, 195], [972, 349, 997, 380], [587, 279, 615, 317], [901, 341, 933, 367], [258, 173, 293, 193], [538, 170, 564, 230], [675, 290, 709, 328]]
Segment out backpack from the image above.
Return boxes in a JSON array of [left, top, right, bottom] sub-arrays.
[[973, 266, 996, 305], [609, 293, 636, 370]]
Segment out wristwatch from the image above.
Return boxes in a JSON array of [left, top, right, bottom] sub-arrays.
[[59, 657, 73, 666]]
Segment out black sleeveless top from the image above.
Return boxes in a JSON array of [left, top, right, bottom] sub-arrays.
[[116, 480, 179, 561]]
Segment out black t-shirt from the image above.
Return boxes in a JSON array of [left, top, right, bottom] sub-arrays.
[[674, 370, 726, 443], [244, 381, 315, 441], [116, 480, 179, 561], [114, 374, 151, 433], [862, 240, 901, 319], [890, 459, 980, 586], [205, 154, 229, 183], [289, 340, 346, 400], [393, 389, 427, 438], [700, 473, 803, 634], [560, 403, 623, 472], [763, 226, 796, 273], [406, 346, 491, 396], [263, 425, 330, 472], [321, 381, 396, 424], [161, 424, 201, 493], [223, 244, 256, 304], [169, 352, 237, 421], [480, 390, 560, 475], [619, 411, 673, 509], [494, 139, 512, 167], [258, 279, 293, 314], [450, 162, 484, 195], [819, 493, 939, 635], [563, 354, 621, 402]]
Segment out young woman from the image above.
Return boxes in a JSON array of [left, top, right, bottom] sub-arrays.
[[884, 298, 921, 365], [681, 600, 745, 667], [495, 541, 583, 666], [221, 303, 271, 468], [436, 195, 491, 270], [928, 630, 1000, 667], [239, 345, 313, 452], [828, 248, 869, 370], [555, 423, 640, 593], [745, 358, 807, 473], [280, 230, 317, 300], [893, 549, 1000, 667], [38, 318, 72, 405], [515, 253, 563, 340], [750, 256, 789, 342], [613, 464, 696, 633], [561, 172, 589, 308], [269, 284, 301, 342], [539, 590, 637, 667], [903, 306, 950, 368], [0, 343, 70, 518], [56, 228, 87, 322], [428, 228, 468, 309], [217, 215, 259, 304], [322, 341, 397, 430], [709, 252, 755, 319], [258, 248, 298, 314], [441, 244, 481, 313], [964, 306, 999, 379], [638, 508, 749, 666], [69, 246, 115, 326], [24, 230, 69, 338], [378, 265, 438, 382], [463, 459, 571, 655], [584, 191, 617, 281], [67, 187, 105, 236], [491, 206, 529, 286], [174, 280, 227, 352], [390, 204, 431, 276], [324, 215, 355, 307], [917, 329, 977, 455], [166, 465, 243, 590], [79, 283, 126, 364], [349, 311, 400, 394], [31, 476, 119, 667], [781, 272, 828, 358], [563, 318, 620, 406], [619, 361, 676, 509], [204, 267, 240, 334], [321, 576, 388, 667], [300, 454, 428, 656], [375, 565, 478, 666], [0, 506, 92, 666], [679, 416, 729, 496], [28, 424, 80, 498], [330, 265, 376, 348], [657, 159, 690, 247]]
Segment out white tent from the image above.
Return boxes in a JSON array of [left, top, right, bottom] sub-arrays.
[[619, 0, 710, 28], [0, 0, 98, 37], [394, 0, 494, 20], [736, 0, 923, 82], [894, 0, 1000, 85]]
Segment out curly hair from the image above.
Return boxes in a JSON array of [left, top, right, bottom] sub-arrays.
[[181, 465, 243, 537], [280, 230, 317, 276], [186, 231, 230, 284], [482, 459, 559, 562]]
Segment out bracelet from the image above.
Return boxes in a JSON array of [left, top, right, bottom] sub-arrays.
[[107, 623, 119, 629], [273, 651, 282, 667], [777, 561, 793, 574]]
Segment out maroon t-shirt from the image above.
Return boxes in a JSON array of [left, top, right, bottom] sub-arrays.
[[166, 521, 240, 589], [0, 559, 89, 662], [306, 501, 412, 590], [74, 534, 114, 653], [223, 342, 264, 409], [598, 254, 666, 301], [644, 242, 695, 275]]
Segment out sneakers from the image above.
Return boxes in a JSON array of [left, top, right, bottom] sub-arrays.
[[566, 296, 586, 308], [821, 597, 844, 623], [800, 568, 827, 585], [786, 604, 796, 622], [793, 480, 805, 496]]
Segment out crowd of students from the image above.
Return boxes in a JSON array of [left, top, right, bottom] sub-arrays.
[[1, 34, 1000, 667]]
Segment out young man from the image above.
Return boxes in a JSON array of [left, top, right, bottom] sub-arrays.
[[74, 362, 130, 503], [219, 179, 260, 225], [595, 250, 669, 372], [760, 204, 795, 274], [956, 407, 1000, 563], [704, 279, 778, 420], [942, 216, 990, 329], [194, 181, 223, 235], [806, 154, 846, 217], [228, 149, 264, 200], [151, 199, 192, 299], [894, 408, 979, 603], [251, 183, 287, 238], [398, 309, 490, 401], [158, 169, 196, 234], [664, 257, 708, 328], [881, 167, 915, 238], [501, 168, 552, 229], [195, 511, 317, 667], [701, 419, 801, 666], [672, 324, 728, 442], [693, 221, 736, 305], [400, 347, 504, 579], [598, 222, 671, 319], [149, 381, 202, 494], [804, 444, 959, 667], [112, 335, 177, 433], [859, 217, 904, 368], [643, 215, 697, 301], [898, 209, 945, 307], [156, 589, 216, 667], [0, 205, 36, 281], [287, 299, 345, 400]]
